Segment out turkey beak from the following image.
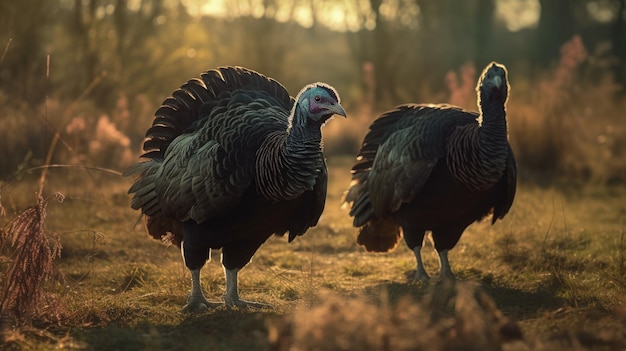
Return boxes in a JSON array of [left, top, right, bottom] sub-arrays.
[[325, 103, 347, 118], [288, 232, 297, 242], [493, 76, 503, 89]]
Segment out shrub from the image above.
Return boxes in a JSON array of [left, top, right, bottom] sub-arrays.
[[506, 36, 625, 183]]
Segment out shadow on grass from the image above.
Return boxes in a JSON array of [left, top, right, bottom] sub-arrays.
[[364, 275, 567, 323], [479, 279, 565, 321], [71, 307, 276, 351]]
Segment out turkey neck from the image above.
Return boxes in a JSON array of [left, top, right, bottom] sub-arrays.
[[255, 106, 325, 202], [479, 100, 508, 148], [447, 96, 509, 191]]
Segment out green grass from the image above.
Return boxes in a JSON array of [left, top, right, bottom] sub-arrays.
[[1, 156, 625, 350]]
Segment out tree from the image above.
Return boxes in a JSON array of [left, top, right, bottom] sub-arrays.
[[65, 0, 174, 107], [0, 0, 55, 105], [612, 0, 626, 83], [534, 0, 578, 65], [345, 0, 420, 107]]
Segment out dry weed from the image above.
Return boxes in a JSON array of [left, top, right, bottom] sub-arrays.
[[0, 194, 62, 324]]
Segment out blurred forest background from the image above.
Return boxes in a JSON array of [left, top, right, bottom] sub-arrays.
[[1, 0, 625, 186]]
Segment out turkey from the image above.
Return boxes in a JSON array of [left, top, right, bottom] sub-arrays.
[[344, 62, 516, 281], [125, 66, 346, 311]]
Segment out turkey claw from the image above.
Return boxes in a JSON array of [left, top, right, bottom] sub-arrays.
[[413, 269, 430, 284], [224, 296, 273, 310], [182, 295, 222, 313]]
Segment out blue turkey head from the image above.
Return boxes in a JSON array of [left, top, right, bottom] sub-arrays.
[[293, 83, 347, 126]]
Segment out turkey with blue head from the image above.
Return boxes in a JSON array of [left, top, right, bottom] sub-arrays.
[[125, 67, 346, 311], [344, 62, 516, 282]]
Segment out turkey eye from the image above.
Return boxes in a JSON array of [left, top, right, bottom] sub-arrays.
[[314, 96, 321, 102]]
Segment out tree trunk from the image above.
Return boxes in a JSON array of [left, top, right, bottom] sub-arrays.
[[613, 0, 626, 85], [535, 0, 576, 65]]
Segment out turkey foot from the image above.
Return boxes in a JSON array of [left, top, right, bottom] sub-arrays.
[[182, 295, 222, 313], [224, 294, 273, 309], [224, 267, 272, 309]]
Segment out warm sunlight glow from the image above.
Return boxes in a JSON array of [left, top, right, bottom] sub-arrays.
[[587, 1, 617, 23], [203, 2, 228, 17], [183, 0, 541, 33], [496, 0, 540, 31], [293, 6, 314, 28], [320, 3, 353, 32]]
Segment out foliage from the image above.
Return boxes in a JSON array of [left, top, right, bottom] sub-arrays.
[[0, 96, 136, 179], [1, 1, 625, 183], [506, 36, 626, 183]]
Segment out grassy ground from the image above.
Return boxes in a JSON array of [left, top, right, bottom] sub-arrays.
[[1, 156, 625, 350]]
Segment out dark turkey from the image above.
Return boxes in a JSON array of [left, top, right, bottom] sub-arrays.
[[125, 66, 346, 311], [344, 62, 516, 281]]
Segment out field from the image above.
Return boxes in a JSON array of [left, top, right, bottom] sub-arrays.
[[0, 156, 625, 350]]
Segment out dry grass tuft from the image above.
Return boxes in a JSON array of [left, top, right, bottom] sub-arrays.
[[0, 194, 62, 325], [268, 282, 523, 351]]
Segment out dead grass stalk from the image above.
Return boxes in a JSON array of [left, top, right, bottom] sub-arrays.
[[0, 195, 62, 322]]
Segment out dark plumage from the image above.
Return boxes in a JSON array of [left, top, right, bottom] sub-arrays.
[[344, 62, 516, 281], [125, 66, 346, 311]]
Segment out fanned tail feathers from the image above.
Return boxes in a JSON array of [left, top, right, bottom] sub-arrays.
[[142, 66, 292, 160]]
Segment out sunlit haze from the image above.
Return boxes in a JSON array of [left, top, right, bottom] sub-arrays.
[[182, 0, 541, 32]]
